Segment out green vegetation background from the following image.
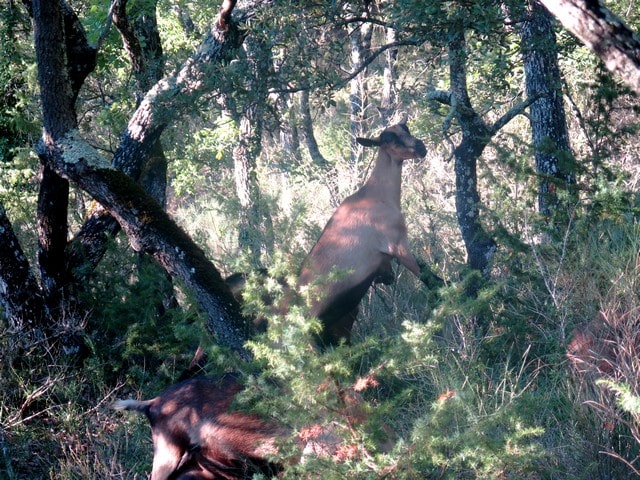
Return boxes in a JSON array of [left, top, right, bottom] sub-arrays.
[[1, 1, 640, 478]]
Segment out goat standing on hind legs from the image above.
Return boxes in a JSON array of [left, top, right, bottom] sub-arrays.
[[298, 116, 427, 347]]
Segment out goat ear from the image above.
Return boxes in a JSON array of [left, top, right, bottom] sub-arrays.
[[357, 137, 380, 148]]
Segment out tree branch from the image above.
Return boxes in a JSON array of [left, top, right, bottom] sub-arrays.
[[426, 89, 452, 105], [489, 93, 543, 135], [111, 0, 245, 178], [269, 38, 423, 95]]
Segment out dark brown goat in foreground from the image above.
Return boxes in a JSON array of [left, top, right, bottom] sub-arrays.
[[113, 374, 283, 480], [114, 374, 381, 479], [298, 118, 427, 345]]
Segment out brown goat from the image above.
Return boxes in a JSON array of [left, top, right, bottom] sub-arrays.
[[113, 374, 283, 480], [114, 374, 386, 479], [567, 310, 640, 377], [298, 118, 427, 346]]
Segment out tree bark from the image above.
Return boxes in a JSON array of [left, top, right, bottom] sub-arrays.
[[230, 37, 273, 267], [0, 204, 48, 340], [519, 0, 574, 217], [113, 0, 175, 313], [66, 0, 245, 277], [32, 0, 79, 319], [172, 1, 200, 38], [37, 164, 70, 308], [447, 21, 496, 276], [428, 21, 542, 276], [41, 132, 254, 358], [539, 0, 640, 95], [299, 90, 341, 207], [380, 26, 399, 127], [348, 10, 372, 167], [25, 2, 98, 311], [233, 105, 272, 266], [66, 0, 169, 288], [25, 0, 254, 358]]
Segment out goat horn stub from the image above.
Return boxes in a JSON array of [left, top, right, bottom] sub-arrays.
[[356, 136, 380, 148]]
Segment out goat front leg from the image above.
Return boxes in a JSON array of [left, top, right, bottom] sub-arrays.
[[392, 239, 420, 277], [373, 256, 395, 285], [150, 433, 185, 480]]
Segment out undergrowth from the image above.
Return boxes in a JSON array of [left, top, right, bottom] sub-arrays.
[[2, 178, 640, 479]]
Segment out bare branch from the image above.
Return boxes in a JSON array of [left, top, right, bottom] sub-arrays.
[[96, 0, 117, 50], [490, 93, 543, 135], [269, 38, 423, 95]]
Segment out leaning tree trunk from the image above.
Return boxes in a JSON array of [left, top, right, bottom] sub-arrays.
[[66, 0, 246, 283], [519, 0, 575, 217], [113, 0, 167, 206], [68, 0, 169, 283], [448, 21, 496, 276], [112, 0, 178, 314], [40, 141, 254, 358], [539, 0, 640, 96]]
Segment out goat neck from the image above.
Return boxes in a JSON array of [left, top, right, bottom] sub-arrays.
[[360, 147, 405, 207]]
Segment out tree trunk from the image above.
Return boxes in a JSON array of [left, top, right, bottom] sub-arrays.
[[41, 135, 254, 358], [32, 0, 78, 323], [24, 0, 254, 358], [113, 0, 176, 313], [37, 164, 70, 310], [40, 1, 99, 306], [113, 0, 167, 206], [348, 13, 372, 168], [539, 0, 640, 95], [428, 19, 543, 276], [380, 26, 398, 127], [447, 21, 496, 276], [519, 0, 574, 217], [62, 0, 170, 285], [231, 37, 273, 267], [172, 2, 200, 38], [30, 0, 97, 310], [0, 204, 48, 342], [63, 0, 244, 279], [233, 105, 273, 267], [278, 94, 301, 166], [299, 90, 340, 207]]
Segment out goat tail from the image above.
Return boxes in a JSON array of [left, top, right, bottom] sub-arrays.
[[112, 398, 154, 414]]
